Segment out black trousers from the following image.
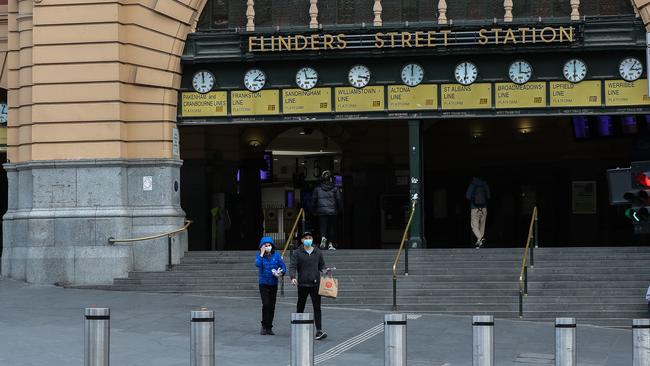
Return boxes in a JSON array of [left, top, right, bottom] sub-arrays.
[[297, 285, 322, 331], [318, 215, 336, 243], [259, 284, 278, 329]]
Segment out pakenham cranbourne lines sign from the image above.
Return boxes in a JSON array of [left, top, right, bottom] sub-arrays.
[[246, 26, 577, 53]]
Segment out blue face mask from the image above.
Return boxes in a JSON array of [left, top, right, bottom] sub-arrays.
[[303, 239, 313, 247]]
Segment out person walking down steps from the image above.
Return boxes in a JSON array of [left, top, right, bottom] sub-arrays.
[[255, 236, 286, 335], [466, 177, 490, 249], [311, 170, 341, 250]]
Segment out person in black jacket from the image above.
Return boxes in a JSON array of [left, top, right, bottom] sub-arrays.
[[311, 170, 340, 250], [290, 231, 328, 340]]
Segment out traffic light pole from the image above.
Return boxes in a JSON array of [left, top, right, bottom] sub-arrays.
[[408, 120, 425, 249]]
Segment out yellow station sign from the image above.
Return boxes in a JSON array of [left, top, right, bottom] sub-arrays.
[[495, 82, 546, 109], [282, 88, 332, 114], [335, 86, 385, 112], [605, 79, 650, 107], [181, 92, 228, 117], [388, 85, 438, 111], [550, 81, 601, 107], [231, 90, 280, 116], [441, 83, 492, 110]]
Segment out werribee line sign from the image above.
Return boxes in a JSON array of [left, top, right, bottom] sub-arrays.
[[246, 26, 576, 53]]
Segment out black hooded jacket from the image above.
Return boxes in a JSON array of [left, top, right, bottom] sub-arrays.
[[311, 180, 340, 216]]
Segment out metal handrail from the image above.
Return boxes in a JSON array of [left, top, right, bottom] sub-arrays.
[[392, 199, 417, 311], [108, 220, 193, 243], [108, 220, 192, 271], [518, 207, 538, 318], [280, 208, 305, 296]]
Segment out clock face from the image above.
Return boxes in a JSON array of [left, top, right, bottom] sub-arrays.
[[508, 60, 533, 84], [244, 69, 266, 92], [401, 64, 424, 87], [192, 70, 215, 93], [348, 65, 371, 88], [296, 67, 318, 90], [563, 59, 587, 83], [619, 57, 643, 82], [454, 62, 478, 85]]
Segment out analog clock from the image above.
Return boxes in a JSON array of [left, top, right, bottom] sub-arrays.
[[401, 63, 424, 87], [508, 60, 532, 84], [348, 65, 371, 88], [619, 57, 643, 82], [454, 62, 478, 85], [563, 59, 587, 83], [296, 67, 318, 90], [192, 70, 215, 93], [244, 69, 266, 92]]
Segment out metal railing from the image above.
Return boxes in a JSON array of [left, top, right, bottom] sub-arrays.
[[518, 207, 539, 318], [281, 208, 305, 296], [392, 199, 417, 311], [108, 220, 192, 271]]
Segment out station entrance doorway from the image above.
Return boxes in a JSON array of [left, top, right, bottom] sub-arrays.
[[179, 113, 650, 251]]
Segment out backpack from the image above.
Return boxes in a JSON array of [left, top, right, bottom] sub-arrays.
[[472, 185, 488, 207]]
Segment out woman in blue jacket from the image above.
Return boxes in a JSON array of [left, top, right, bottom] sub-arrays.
[[256, 236, 286, 335]]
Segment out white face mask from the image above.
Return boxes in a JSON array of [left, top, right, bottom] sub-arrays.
[[265, 246, 272, 252]]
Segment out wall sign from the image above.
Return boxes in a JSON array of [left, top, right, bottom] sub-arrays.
[[441, 83, 492, 110], [181, 92, 227, 117], [246, 26, 577, 53], [550, 81, 601, 107], [605, 79, 650, 106], [283, 88, 331, 114], [335, 86, 385, 112], [495, 82, 546, 109], [231, 90, 280, 116], [388, 85, 437, 111], [572, 181, 596, 214]]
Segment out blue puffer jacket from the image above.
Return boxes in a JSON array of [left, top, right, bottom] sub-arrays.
[[256, 236, 287, 286]]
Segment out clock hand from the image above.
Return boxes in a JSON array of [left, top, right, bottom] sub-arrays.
[[411, 65, 414, 77], [519, 63, 522, 74], [202, 73, 205, 82]]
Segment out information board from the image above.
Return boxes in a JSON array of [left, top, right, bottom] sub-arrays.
[[388, 85, 438, 111], [441, 84, 492, 110], [550, 81, 601, 107], [495, 82, 546, 109], [181, 92, 228, 117], [231, 90, 280, 116], [282, 88, 332, 114], [335, 86, 385, 112], [604, 80, 650, 106]]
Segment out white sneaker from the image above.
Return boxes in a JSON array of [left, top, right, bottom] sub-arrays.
[[328, 243, 336, 250]]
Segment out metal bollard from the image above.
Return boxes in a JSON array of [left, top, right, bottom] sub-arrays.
[[191, 309, 215, 366], [555, 318, 576, 366], [633, 319, 650, 366], [84, 307, 110, 366], [291, 313, 314, 366], [472, 315, 494, 366], [385, 314, 407, 366]]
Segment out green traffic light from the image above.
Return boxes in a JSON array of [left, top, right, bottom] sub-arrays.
[[625, 208, 641, 222]]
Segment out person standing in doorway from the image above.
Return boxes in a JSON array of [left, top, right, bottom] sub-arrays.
[[466, 177, 490, 248], [255, 236, 286, 335], [290, 231, 328, 340], [311, 170, 340, 250]]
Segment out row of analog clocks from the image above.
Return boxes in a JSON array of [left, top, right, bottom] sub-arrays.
[[191, 57, 644, 93]]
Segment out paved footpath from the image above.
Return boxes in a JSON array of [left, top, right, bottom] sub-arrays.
[[0, 278, 634, 365]]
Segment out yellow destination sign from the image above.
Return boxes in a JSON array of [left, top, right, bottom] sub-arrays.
[[441, 83, 492, 110], [283, 88, 332, 114], [231, 90, 280, 116], [335, 86, 385, 112], [181, 92, 228, 117], [550, 81, 601, 107], [495, 82, 546, 109], [388, 85, 438, 111], [605, 79, 650, 106]]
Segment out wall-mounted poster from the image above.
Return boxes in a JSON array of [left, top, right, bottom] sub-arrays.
[[572, 181, 597, 214]]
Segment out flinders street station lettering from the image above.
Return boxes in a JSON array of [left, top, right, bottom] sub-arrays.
[[247, 26, 576, 53]]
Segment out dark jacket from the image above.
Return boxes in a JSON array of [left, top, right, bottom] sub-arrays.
[[289, 246, 326, 287], [311, 180, 340, 216], [255, 236, 287, 286], [465, 177, 491, 209]]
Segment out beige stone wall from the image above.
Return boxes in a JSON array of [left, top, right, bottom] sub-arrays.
[[635, 0, 650, 29], [6, 0, 206, 163]]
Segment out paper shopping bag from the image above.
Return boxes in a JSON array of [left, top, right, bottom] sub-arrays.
[[318, 275, 338, 298]]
